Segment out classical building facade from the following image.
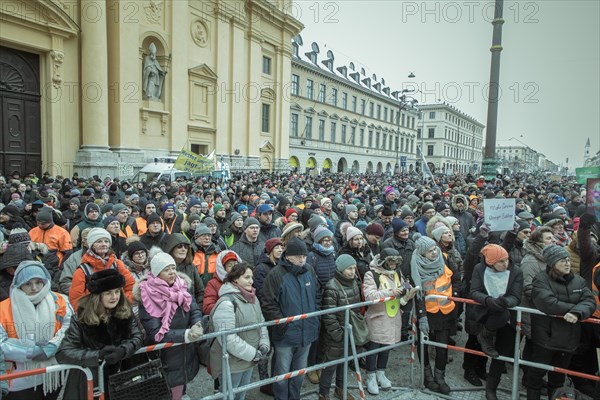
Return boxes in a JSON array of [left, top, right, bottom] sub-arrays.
[[0, 0, 302, 178], [415, 103, 485, 175], [288, 36, 419, 174], [496, 141, 544, 174]]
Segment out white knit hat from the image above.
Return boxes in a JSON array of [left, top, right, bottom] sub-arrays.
[[151, 252, 176, 277], [87, 228, 112, 246]]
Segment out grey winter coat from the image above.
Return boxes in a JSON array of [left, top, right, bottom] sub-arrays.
[[231, 234, 265, 266], [209, 283, 269, 378], [520, 240, 547, 337]]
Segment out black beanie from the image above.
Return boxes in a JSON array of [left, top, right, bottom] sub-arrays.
[[86, 269, 125, 294], [381, 206, 394, 217], [36, 207, 53, 224], [516, 220, 530, 232], [146, 212, 162, 226], [84, 203, 100, 215], [127, 240, 148, 260], [285, 237, 308, 257]]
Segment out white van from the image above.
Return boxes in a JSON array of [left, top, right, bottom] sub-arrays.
[[131, 160, 192, 183]]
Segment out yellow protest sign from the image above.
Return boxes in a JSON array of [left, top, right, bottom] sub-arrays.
[[173, 149, 214, 174]]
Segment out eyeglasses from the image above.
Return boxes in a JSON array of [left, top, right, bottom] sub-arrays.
[[175, 243, 189, 249]]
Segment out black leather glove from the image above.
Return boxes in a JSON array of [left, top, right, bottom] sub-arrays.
[[580, 213, 597, 230], [99, 345, 118, 360], [104, 346, 127, 365], [485, 297, 504, 312], [496, 296, 509, 309]]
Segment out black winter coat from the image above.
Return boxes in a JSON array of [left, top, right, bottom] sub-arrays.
[[320, 272, 363, 360], [531, 270, 595, 353], [468, 262, 523, 333], [501, 231, 526, 268], [337, 243, 372, 280], [381, 235, 415, 280], [55, 311, 143, 400], [254, 252, 276, 302], [138, 297, 203, 387]]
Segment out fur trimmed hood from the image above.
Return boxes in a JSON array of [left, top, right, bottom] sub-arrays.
[[425, 215, 454, 241], [451, 194, 469, 212]]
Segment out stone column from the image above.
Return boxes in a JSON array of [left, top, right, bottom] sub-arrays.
[[80, 0, 110, 150]]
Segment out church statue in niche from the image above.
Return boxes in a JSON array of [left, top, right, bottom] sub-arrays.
[[142, 42, 165, 100]]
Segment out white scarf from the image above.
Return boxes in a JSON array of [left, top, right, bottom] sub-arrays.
[[11, 283, 65, 394], [483, 267, 510, 298]]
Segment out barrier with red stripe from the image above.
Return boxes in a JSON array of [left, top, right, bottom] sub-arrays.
[[0, 364, 95, 400], [422, 294, 600, 400]]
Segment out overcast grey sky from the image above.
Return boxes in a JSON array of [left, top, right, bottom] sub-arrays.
[[292, 0, 600, 169]]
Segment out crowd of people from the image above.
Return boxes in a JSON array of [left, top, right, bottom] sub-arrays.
[[0, 168, 599, 400]]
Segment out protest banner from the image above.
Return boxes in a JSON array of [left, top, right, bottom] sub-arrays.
[[576, 167, 600, 184], [586, 178, 600, 220], [484, 198, 515, 232], [173, 149, 214, 175]]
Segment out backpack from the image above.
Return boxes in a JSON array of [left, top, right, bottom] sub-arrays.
[[197, 294, 238, 367], [78, 262, 118, 278]]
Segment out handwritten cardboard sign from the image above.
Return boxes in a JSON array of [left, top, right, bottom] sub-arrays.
[[484, 199, 515, 232]]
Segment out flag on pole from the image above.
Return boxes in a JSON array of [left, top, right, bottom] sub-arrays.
[[418, 145, 434, 181], [173, 149, 214, 175]]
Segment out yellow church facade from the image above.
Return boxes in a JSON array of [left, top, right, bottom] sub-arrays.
[[0, 0, 302, 178]]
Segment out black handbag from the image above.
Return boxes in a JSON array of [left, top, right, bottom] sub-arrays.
[[108, 357, 171, 400]]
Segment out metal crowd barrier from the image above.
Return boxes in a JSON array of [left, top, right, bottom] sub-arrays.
[[1, 295, 415, 400], [190, 294, 418, 400], [422, 294, 600, 400], [0, 364, 96, 400]]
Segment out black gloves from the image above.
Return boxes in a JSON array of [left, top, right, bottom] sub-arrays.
[[496, 296, 509, 309], [580, 213, 597, 230], [100, 345, 127, 364], [485, 297, 505, 312]]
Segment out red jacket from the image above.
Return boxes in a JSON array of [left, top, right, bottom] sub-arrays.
[[202, 276, 223, 315]]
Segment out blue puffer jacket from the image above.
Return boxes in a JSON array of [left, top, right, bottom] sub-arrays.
[[261, 256, 320, 347], [307, 246, 336, 287]]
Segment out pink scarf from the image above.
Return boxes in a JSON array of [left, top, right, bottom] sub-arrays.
[[140, 273, 192, 342], [232, 282, 256, 304]]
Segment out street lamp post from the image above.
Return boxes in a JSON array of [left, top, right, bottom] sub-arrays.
[[393, 88, 418, 176], [508, 135, 532, 173]]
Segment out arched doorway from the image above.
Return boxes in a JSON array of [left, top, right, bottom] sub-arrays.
[[351, 160, 359, 173], [261, 155, 271, 171], [323, 158, 332, 173], [367, 161, 373, 173], [289, 156, 299, 173], [337, 157, 347, 173], [386, 162, 392, 174], [0, 46, 41, 175], [306, 157, 317, 174], [376, 162, 383, 173]]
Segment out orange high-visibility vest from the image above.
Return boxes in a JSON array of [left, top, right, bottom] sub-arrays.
[[423, 265, 456, 315], [0, 292, 68, 339]]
